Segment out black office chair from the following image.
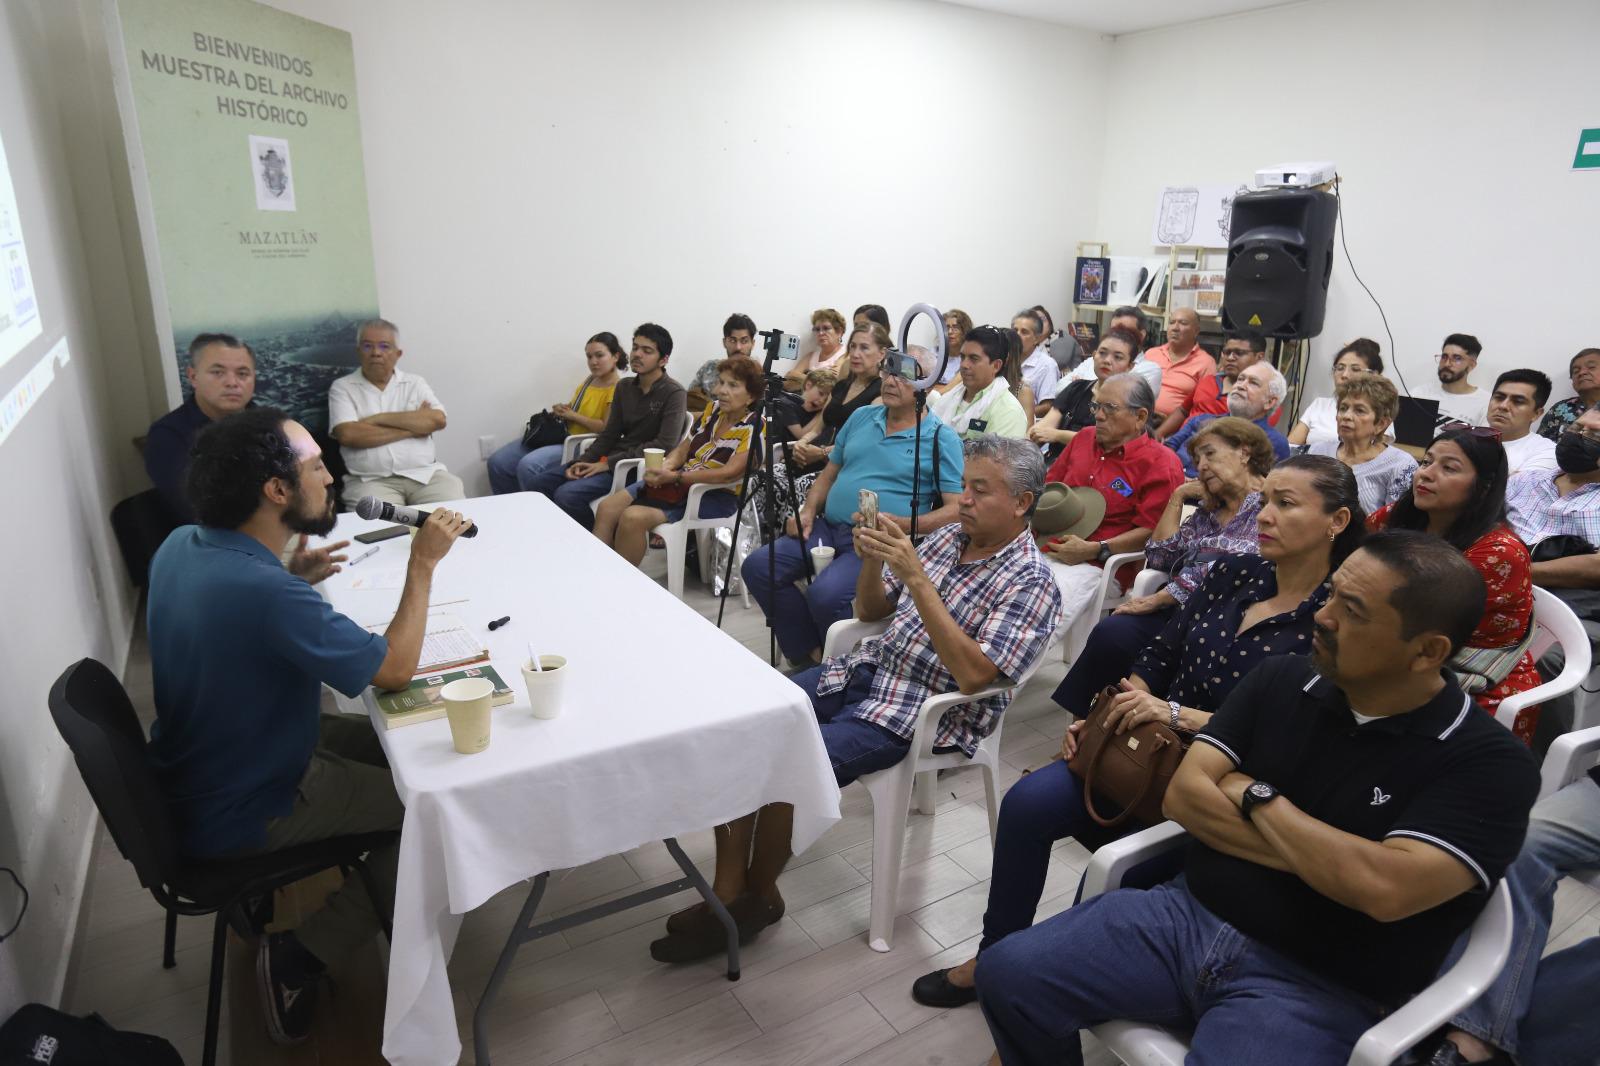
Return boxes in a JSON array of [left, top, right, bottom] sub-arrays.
[[110, 490, 180, 588], [48, 659, 396, 1066]]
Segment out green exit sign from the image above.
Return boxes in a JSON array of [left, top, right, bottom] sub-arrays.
[[1576, 128, 1600, 170]]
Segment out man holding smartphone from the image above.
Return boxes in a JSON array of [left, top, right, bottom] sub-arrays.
[[742, 348, 965, 667]]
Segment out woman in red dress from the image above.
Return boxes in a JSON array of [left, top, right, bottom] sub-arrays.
[[1368, 428, 1541, 742]]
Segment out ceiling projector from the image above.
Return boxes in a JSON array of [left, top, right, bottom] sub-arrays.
[[1254, 161, 1336, 188]]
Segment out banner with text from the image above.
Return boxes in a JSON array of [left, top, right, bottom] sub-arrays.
[[111, 0, 378, 432]]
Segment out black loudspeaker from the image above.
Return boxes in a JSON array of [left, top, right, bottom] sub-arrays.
[[1221, 188, 1337, 339]]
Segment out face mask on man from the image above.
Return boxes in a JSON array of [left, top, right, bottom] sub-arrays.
[[1556, 432, 1600, 475]]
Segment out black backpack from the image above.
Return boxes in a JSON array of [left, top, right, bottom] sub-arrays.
[[0, 1005, 183, 1066]]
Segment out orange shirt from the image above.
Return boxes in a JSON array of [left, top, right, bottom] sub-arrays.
[[1144, 343, 1216, 416]]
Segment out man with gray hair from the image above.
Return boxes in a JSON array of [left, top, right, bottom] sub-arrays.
[[650, 434, 1062, 963], [1164, 362, 1291, 477], [328, 318, 464, 508]]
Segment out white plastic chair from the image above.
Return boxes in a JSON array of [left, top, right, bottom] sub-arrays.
[[1129, 567, 1171, 599], [1083, 823, 1516, 1066], [1058, 551, 1146, 664], [591, 417, 695, 512], [1491, 587, 1592, 733], [561, 433, 596, 465], [822, 615, 1046, 952], [611, 455, 747, 603], [1538, 724, 1600, 891]]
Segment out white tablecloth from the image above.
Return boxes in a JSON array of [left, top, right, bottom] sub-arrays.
[[318, 494, 840, 1066]]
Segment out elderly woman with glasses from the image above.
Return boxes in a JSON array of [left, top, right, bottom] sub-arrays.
[[784, 308, 849, 391], [1307, 374, 1417, 514], [1037, 372, 1186, 644]]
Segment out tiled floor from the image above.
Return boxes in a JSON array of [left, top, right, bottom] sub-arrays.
[[61, 550, 1600, 1065]]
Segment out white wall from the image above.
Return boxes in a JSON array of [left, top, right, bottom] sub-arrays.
[[255, 0, 1113, 491], [0, 1, 145, 1013], [1093, 0, 1600, 415]]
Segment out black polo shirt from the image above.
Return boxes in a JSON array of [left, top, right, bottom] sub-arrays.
[[1186, 654, 1538, 1006], [144, 398, 214, 522]]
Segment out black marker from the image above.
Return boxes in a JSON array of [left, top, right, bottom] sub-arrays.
[[487, 615, 511, 631]]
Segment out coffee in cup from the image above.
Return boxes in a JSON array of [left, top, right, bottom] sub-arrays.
[[441, 676, 495, 754], [521, 654, 569, 719]]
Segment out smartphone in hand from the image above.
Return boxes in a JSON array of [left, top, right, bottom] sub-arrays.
[[857, 489, 879, 531]]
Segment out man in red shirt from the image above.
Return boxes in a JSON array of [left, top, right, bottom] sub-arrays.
[[1147, 308, 1216, 437], [1040, 372, 1186, 645], [1184, 332, 1282, 427]]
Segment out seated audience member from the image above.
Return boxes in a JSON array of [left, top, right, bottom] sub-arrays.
[[1487, 368, 1556, 476], [1038, 373, 1186, 642], [976, 530, 1540, 1066], [1429, 332, 1491, 429], [1288, 338, 1384, 448], [329, 318, 465, 508], [913, 454, 1358, 1009], [1148, 308, 1217, 437], [654, 436, 1062, 962], [1061, 307, 1163, 397], [769, 367, 835, 446], [786, 324, 887, 474], [593, 359, 760, 567], [1508, 408, 1600, 590], [853, 303, 891, 332], [145, 332, 257, 520], [1308, 374, 1416, 514], [936, 309, 974, 390], [999, 330, 1039, 425], [146, 408, 469, 1043], [1425, 764, 1600, 1066], [743, 348, 964, 667], [1012, 308, 1059, 419], [932, 325, 1029, 441], [685, 313, 757, 412], [1029, 327, 1139, 460], [1369, 429, 1541, 742], [1048, 417, 1274, 711], [1164, 362, 1291, 477], [486, 332, 624, 495], [1186, 332, 1282, 426], [1537, 346, 1600, 441], [522, 324, 687, 529], [784, 307, 848, 389]]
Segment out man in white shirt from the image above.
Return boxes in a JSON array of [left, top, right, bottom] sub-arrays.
[[1489, 369, 1557, 476], [328, 318, 465, 508], [1012, 308, 1059, 419], [1429, 332, 1490, 428], [1063, 306, 1164, 397]]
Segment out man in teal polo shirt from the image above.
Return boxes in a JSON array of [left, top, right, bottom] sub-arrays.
[[743, 349, 964, 665], [146, 407, 469, 1045]]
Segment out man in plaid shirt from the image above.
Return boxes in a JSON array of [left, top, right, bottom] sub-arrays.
[[650, 436, 1061, 964]]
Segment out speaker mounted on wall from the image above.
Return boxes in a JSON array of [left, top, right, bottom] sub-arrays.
[[1220, 188, 1337, 339]]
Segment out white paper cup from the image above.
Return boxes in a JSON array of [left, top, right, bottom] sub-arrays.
[[522, 655, 569, 719], [810, 545, 835, 574], [441, 677, 494, 754], [643, 448, 666, 471]]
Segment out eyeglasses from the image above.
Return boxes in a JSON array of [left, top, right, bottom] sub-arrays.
[[811, 325, 836, 334], [1564, 426, 1600, 445], [1434, 353, 1473, 365], [1088, 401, 1128, 415]]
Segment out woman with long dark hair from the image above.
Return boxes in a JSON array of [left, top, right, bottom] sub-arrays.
[[1368, 427, 1542, 741]]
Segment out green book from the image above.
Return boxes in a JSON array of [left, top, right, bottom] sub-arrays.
[[373, 663, 514, 730]]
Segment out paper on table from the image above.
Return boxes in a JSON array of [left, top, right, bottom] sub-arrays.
[[346, 568, 406, 591], [368, 611, 487, 673]]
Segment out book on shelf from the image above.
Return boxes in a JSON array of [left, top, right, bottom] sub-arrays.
[[373, 663, 514, 730]]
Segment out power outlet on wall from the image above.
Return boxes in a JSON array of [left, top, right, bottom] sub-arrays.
[[478, 434, 496, 459]]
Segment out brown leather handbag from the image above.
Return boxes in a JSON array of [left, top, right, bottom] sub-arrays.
[[1067, 686, 1189, 828]]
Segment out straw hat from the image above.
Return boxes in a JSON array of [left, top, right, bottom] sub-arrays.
[[1030, 482, 1106, 538]]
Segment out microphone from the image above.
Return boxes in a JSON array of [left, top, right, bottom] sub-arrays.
[[354, 496, 479, 538]]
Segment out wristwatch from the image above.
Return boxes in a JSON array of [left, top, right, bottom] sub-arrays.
[[1240, 780, 1280, 822], [1096, 541, 1112, 562], [1166, 699, 1182, 731]]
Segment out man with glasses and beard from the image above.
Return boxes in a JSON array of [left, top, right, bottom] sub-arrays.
[[146, 407, 470, 1046]]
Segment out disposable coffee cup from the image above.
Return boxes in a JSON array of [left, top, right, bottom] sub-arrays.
[[644, 448, 666, 471], [441, 677, 494, 754], [810, 545, 835, 574], [521, 655, 569, 719]]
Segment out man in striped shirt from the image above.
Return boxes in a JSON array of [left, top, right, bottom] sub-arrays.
[[649, 436, 1062, 964]]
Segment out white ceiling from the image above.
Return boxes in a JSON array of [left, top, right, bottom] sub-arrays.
[[931, 0, 1301, 36]]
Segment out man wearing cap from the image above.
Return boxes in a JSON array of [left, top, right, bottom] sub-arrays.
[[1036, 372, 1185, 647]]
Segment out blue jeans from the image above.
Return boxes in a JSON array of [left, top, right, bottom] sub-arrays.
[[486, 440, 566, 495], [976, 879, 1383, 1066], [791, 663, 911, 786], [743, 516, 861, 663], [522, 461, 625, 530], [1448, 775, 1600, 1063], [1050, 608, 1173, 715]]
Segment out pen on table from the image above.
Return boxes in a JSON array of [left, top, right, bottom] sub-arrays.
[[487, 615, 512, 631], [348, 545, 380, 567]]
